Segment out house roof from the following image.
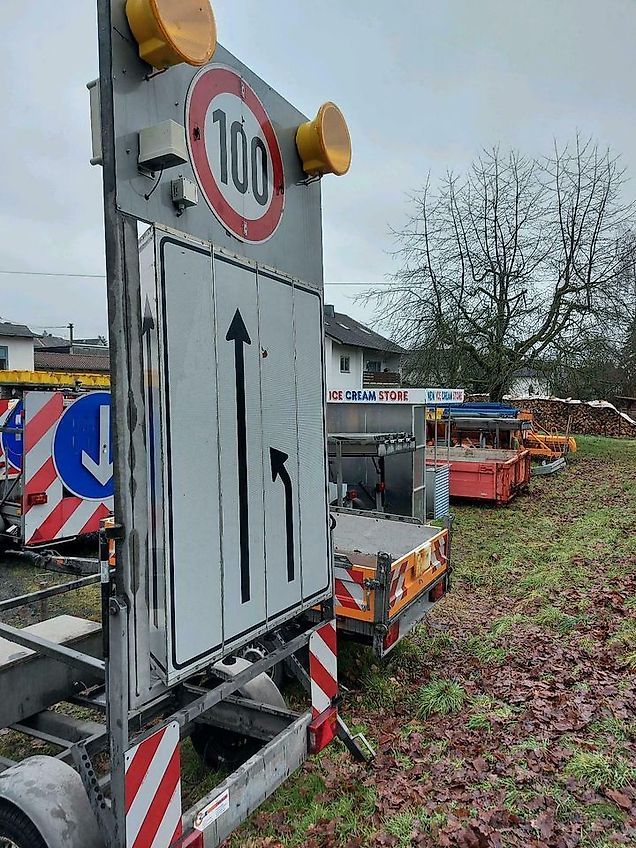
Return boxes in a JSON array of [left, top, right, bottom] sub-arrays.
[[33, 335, 71, 349], [323, 306, 404, 355], [34, 350, 110, 373], [0, 321, 35, 339]]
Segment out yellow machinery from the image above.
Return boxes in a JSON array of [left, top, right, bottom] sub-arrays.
[[0, 370, 110, 391], [518, 412, 576, 460]]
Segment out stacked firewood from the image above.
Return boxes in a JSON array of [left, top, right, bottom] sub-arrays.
[[513, 398, 636, 438], [463, 394, 636, 437]]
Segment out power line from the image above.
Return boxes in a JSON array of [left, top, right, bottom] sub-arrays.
[[325, 281, 393, 286], [0, 269, 105, 279]]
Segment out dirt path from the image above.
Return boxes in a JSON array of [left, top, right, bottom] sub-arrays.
[[228, 437, 636, 848]]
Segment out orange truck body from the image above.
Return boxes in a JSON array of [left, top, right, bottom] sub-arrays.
[[446, 447, 531, 504], [330, 511, 450, 657]]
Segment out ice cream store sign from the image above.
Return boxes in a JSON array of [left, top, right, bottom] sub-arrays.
[[327, 388, 465, 404]]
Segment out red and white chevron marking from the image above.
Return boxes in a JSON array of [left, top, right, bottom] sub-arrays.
[[431, 534, 448, 569], [389, 534, 449, 608], [22, 392, 111, 545], [334, 563, 367, 611], [389, 559, 409, 607], [125, 721, 182, 848], [309, 620, 338, 718]]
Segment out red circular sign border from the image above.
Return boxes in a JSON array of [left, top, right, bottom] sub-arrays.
[[186, 66, 285, 243]]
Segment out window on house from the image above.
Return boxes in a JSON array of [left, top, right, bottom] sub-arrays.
[[0, 346, 8, 371], [528, 384, 535, 395], [340, 355, 350, 373], [366, 360, 382, 372]]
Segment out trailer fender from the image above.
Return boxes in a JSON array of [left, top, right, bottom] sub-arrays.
[[214, 655, 287, 709], [0, 756, 103, 848]]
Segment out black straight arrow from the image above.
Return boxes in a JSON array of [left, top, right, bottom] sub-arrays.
[[270, 448, 295, 583], [143, 296, 159, 628], [226, 309, 252, 604]]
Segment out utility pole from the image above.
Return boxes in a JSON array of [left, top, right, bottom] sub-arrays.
[[68, 322, 74, 353]]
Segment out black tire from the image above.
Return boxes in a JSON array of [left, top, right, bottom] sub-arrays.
[[0, 801, 47, 848], [190, 724, 260, 771]]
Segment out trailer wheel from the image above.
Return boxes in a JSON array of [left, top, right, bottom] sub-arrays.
[[192, 656, 287, 770], [191, 725, 260, 770], [0, 802, 47, 848]]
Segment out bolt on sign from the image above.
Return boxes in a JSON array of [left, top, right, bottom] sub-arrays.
[[97, 0, 351, 690]]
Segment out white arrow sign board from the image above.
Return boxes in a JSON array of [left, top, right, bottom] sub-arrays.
[[140, 227, 330, 682], [81, 405, 113, 486]]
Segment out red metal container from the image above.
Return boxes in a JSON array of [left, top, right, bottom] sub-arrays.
[[446, 448, 531, 504]]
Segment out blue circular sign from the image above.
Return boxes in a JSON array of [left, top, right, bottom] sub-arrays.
[[53, 392, 113, 501], [2, 401, 24, 471]]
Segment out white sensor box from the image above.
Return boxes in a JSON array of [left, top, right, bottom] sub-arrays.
[[138, 120, 188, 170]]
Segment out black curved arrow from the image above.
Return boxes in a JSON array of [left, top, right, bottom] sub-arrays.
[[143, 296, 159, 627], [226, 309, 252, 603], [270, 448, 295, 583]]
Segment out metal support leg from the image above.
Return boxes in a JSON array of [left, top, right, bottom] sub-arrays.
[[274, 634, 375, 763]]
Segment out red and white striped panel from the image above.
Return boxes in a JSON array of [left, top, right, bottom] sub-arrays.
[[125, 721, 182, 848], [389, 559, 409, 607], [334, 563, 367, 611], [22, 392, 112, 545], [431, 534, 448, 570], [309, 620, 338, 718]]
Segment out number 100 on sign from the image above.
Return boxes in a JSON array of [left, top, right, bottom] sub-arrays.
[[186, 65, 285, 243]]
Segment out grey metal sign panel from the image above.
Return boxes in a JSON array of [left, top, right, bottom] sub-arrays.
[[140, 226, 330, 683], [100, 2, 332, 700], [293, 288, 332, 600], [214, 254, 268, 646], [108, 2, 323, 285]]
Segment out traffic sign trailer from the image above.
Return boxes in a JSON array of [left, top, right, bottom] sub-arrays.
[[0, 571, 346, 848], [0, 4, 360, 847], [0, 390, 114, 550]]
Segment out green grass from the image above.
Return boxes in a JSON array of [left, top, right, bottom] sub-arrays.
[[608, 619, 636, 669], [590, 716, 636, 743], [412, 627, 454, 657], [387, 636, 427, 676], [583, 802, 625, 825], [415, 679, 467, 718], [464, 633, 508, 664], [565, 750, 636, 790], [489, 613, 529, 635], [534, 605, 579, 634], [512, 735, 549, 752], [466, 712, 491, 731], [361, 670, 399, 709], [383, 807, 447, 845], [471, 693, 515, 721], [227, 760, 377, 847], [451, 436, 636, 592]]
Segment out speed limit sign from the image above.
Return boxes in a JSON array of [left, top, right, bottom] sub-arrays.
[[186, 66, 285, 243]]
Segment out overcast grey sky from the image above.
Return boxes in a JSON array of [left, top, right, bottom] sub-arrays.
[[1, 1, 635, 338]]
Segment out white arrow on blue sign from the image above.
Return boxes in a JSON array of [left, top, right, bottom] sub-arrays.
[[2, 401, 24, 471], [53, 392, 114, 501]]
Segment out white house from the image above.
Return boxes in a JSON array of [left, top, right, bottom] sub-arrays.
[[508, 366, 551, 397], [0, 322, 35, 371], [324, 305, 404, 391]]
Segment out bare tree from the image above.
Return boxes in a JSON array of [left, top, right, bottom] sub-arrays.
[[368, 138, 634, 400], [549, 234, 636, 399]]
